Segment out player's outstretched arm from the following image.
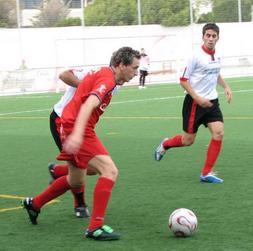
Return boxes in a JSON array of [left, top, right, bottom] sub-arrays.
[[59, 70, 80, 88]]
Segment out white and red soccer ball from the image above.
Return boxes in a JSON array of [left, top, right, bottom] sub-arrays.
[[168, 208, 198, 237]]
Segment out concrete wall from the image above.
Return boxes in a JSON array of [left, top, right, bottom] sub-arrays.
[[0, 23, 253, 94], [1, 23, 253, 70]]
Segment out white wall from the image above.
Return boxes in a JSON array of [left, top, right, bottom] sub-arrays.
[[0, 23, 252, 94], [1, 23, 253, 70]]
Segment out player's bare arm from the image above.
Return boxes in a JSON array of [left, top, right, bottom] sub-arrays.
[[217, 75, 232, 103], [59, 70, 80, 88], [63, 95, 100, 154], [180, 79, 213, 108]]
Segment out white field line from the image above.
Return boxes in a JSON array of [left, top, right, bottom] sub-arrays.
[[111, 95, 184, 104], [0, 89, 253, 117], [0, 109, 50, 116]]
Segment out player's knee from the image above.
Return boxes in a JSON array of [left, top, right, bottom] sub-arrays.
[[213, 130, 224, 140], [68, 177, 84, 188], [102, 164, 118, 181], [72, 181, 84, 188], [107, 165, 119, 180], [183, 138, 195, 146], [112, 166, 119, 179]]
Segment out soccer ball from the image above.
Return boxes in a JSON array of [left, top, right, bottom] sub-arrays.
[[168, 208, 198, 237]]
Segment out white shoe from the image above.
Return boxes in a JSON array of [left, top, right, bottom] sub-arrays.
[[200, 172, 223, 183], [154, 138, 168, 161]]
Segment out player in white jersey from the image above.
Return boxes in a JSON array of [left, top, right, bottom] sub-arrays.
[[139, 48, 150, 89], [155, 23, 232, 183], [50, 69, 89, 149], [49, 68, 92, 218]]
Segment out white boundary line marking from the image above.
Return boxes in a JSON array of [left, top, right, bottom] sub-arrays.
[[0, 89, 253, 117], [0, 109, 50, 116]]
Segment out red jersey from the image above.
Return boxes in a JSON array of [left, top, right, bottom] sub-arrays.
[[61, 67, 116, 131]]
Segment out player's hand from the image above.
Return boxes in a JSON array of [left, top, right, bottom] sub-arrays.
[[224, 86, 232, 103], [195, 96, 213, 108], [63, 132, 82, 154]]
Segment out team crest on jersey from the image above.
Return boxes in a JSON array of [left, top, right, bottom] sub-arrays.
[[96, 84, 107, 94]]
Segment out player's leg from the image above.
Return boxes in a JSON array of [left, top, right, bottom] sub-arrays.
[[142, 75, 145, 86], [200, 100, 224, 183], [48, 111, 68, 180], [67, 161, 87, 189], [200, 121, 224, 183], [71, 166, 97, 218], [85, 155, 120, 241], [22, 176, 71, 224], [139, 72, 142, 86], [49, 112, 90, 217], [49, 111, 68, 180], [49, 163, 97, 179], [49, 110, 62, 151], [47, 162, 91, 218], [155, 132, 196, 161], [142, 71, 148, 88], [48, 162, 97, 217], [22, 161, 83, 225], [139, 71, 144, 88], [48, 163, 68, 180], [155, 94, 198, 161]]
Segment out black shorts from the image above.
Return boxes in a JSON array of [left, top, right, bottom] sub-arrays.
[[139, 70, 148, 76], [49, 110, 62, 151], [182, 94, 223, 134]]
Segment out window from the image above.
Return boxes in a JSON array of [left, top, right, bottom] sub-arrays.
[[21, 0, 43, 9], [63, 0, 81, 8], [20, 0, 91, 10]]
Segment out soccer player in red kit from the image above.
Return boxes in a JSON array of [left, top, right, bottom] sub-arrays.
[[22, 47, 140, 241], [155, 23, 232, 183]]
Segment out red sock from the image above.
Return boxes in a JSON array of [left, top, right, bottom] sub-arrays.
[[53, 164, 85, 208], [53, 164, 68, 178], [33, 176, 71, 210], [71, 186, 85, 208], [88, 177, 114, 231], [201, 139, 222, 176], [163, 135, 183, 149]]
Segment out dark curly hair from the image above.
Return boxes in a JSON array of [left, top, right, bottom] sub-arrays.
[[110, 47, 140, 67]]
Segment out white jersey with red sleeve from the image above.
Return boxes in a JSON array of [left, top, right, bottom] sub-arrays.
[[180, 46, 221, 100], [61, 67, 116, 130], [54, 69, 89, 117]]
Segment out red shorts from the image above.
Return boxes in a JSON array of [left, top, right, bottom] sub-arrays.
[[57, 124, 109, 169]]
